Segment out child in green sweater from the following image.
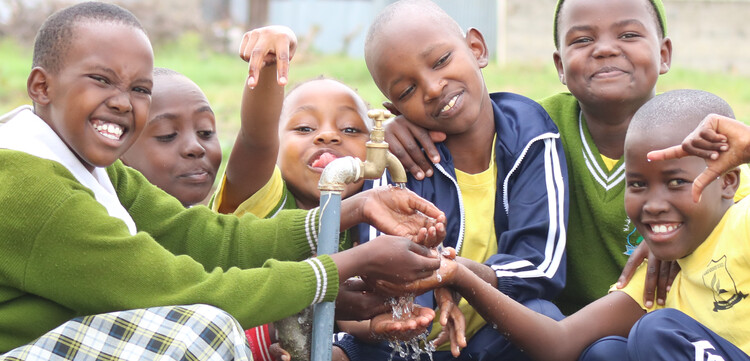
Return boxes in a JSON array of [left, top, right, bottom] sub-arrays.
[[0, 2, 446, 357]]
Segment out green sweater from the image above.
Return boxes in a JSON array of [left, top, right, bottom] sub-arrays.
[[539, 93, 641, 315], [0, 150, 338, 352]]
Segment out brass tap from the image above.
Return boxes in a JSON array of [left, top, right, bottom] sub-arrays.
[[362, 110, 407, 183]]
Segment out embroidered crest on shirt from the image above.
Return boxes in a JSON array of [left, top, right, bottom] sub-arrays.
[[702, 255, 747, 312], [622, 218, 643, 255]]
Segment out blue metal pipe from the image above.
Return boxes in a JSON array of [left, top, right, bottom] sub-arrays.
[[311, 191, 341, 361]]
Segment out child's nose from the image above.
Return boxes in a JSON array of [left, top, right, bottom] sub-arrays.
[[315, 130, 341, 144], [106, 92, 132, 113], [592, 37, 622, 58], [182, 137, 206, 158], [423, 78, 447, 103], [643, 194, 670, 215]]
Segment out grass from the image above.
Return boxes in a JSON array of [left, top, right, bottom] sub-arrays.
[[2, 35, 750, 151]]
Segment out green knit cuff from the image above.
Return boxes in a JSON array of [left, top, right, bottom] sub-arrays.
[[304, 254, 339, 304]]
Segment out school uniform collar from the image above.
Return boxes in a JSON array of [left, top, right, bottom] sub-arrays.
[[0, 105, 137, 235]]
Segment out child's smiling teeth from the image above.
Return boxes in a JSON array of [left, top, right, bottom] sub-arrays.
[[93, 121, 124, 140], [441, 95, 458, 114], [650, 223, 680, 234]]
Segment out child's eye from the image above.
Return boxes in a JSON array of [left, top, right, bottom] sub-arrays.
[[198, 130, 215, 139], [294, 126, 314, 133], [433, 52, 451, 69], [133, 86, 152, 95], [398, 85, 415, 101], [620, 32, 642, 40], [90, 75, 110, 85], [155, 133, 177, 142], [627, 180, 645, 189], [668, 179, 690, 188], [570, 37, 592, 46], [342, 127, 362, 134]]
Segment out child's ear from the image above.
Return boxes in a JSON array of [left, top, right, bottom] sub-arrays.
[[465, 28, 489, 68], [719, 167, 741, 200], [382, 101, 401, 116], [27, 67, 51, 106], [553, 51, 566, 85], [659, 37, 673, 75]]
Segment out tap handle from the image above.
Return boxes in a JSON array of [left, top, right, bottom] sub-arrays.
[[367, 109, 392, 130]]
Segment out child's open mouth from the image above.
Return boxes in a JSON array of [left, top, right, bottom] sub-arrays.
[[646, 222, 682, 242], [92, 119, 124, 141], [310, 152, 338, 169]]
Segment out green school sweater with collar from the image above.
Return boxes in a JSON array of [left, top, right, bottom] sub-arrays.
[[539, 93, 642, 315], [0, 150, 338, 353]]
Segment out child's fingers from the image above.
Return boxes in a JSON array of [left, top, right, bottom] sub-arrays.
[[692, 169, 721, 203], [642, 255, 660, 309], [647, 145, 688, 162], [385, 120, 431, 179], [273, 37, 291, 85]]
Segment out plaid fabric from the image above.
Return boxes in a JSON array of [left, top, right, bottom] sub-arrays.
[[1, 304, 253, 361]]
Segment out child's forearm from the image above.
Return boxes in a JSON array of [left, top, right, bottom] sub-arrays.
[[219, 65, 284, 214], [451, 264, 630, 361]]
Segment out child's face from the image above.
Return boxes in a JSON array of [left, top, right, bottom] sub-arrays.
[[120, 75, 221, 207], [39, 22, 153, 170], [277, 79, 370, 209], [624, 132, 734, 261], [365, 16, 490, 135], [553, 0, 671, 108]]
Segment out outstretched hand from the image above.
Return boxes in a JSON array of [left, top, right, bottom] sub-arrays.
[[647, 113, 750, 202], [356, 186, 446, 247], [369, 305, 435, 342], [238, 25, 297, 88]]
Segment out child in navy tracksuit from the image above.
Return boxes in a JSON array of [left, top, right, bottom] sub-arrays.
[[332, 1, 568, 360]]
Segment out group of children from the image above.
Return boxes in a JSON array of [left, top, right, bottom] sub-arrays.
[[0, 0, 748, 360]]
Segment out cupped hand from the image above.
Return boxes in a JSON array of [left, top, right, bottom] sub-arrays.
[[374, 248, 458, 296], [238, 25, 297, 88], [369, 305, 435, 341], [360, 186, 446, 247], [335, 277, 390, 320], [360, 236, 441, 284]]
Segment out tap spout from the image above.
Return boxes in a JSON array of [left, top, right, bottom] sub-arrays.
[[318, 156, 363, 192]]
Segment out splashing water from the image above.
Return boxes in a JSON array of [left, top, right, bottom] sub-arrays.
[[386, 294, 436, 361]]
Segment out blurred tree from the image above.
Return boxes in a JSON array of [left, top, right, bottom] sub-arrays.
[[248, 0, 269, 30]]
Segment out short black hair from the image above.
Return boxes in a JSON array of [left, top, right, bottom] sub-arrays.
[[32, 1, 145, 74], [629, 89, 734, 137], [365, 0, 463, 52], [153, 67, 183, 78]]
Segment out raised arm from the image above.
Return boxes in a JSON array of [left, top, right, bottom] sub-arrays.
[[218, 26, 297, 214]]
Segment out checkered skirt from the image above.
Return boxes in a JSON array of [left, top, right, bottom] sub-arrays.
[[1, 304, 253, 361]]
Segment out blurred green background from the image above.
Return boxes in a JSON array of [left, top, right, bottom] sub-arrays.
[[3, 34, 750, 154]]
